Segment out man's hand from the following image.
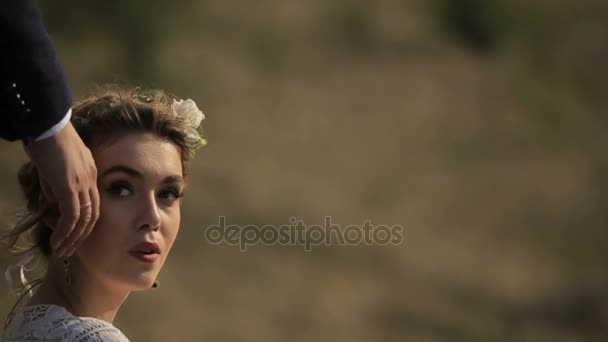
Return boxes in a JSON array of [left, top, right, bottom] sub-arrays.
[[25, 121, 100, 258]]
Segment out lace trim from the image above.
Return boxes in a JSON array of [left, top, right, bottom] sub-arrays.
[[3, 304, 130, 341]]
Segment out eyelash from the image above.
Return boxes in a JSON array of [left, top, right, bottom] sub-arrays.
[[106, 182, 183, 203], [159, 187, 184, 201]]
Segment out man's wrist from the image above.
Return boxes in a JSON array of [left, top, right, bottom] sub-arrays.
[[33, 108, 72, 142]]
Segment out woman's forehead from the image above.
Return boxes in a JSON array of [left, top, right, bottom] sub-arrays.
[[94, 133, 183, 178]]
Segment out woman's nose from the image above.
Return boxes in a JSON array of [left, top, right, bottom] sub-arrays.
[[136, 193, 161, 231]]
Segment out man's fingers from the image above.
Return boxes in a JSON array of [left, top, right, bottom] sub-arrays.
[[87, 161, 100, 233], [65, 188, 99, 257], [57, 191, 92, 257], [85, 186, 100, 239], [51, 193, 79, 252]]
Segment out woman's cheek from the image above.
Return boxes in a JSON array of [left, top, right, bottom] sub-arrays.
[[88, 199, 132, 243], [100, 195, 135, 222], [162, 210, 181, 250]]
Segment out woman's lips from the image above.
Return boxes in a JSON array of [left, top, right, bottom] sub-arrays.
[[129, 250, 160, 263], [128, 241, 161, 263]]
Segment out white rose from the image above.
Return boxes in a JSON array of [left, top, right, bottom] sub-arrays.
[[172, 98, 205, 128]]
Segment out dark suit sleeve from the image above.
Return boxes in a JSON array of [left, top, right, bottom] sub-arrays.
[[0, 0, 72, 143]]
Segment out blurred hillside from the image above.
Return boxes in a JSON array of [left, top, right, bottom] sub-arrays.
[[1, 0, 608, 341]]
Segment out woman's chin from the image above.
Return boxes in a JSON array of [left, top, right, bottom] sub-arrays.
[[119, 274, 158, 291], [131, 284, 155, 291], [127, 280, 156, 291]]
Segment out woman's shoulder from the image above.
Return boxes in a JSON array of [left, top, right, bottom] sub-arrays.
[[3, 304, 130, 342]]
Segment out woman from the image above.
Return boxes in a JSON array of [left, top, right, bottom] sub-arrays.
[[2, 86, 207, 341]]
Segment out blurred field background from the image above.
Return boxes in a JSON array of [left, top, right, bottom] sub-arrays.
[[2, 0, 608, 341]]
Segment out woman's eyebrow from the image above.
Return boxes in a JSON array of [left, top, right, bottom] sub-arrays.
[[101, 165, 142, 179], [101, 165, 183, 184], [101, 165, 184, 184], [163, 175, 184, 184]]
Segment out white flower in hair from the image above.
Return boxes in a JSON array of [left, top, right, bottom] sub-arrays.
[[172, 99, 205, 128], [171, 98, 207, 147]]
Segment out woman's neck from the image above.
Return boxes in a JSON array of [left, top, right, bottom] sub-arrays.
[[27, 258, 130, 323]]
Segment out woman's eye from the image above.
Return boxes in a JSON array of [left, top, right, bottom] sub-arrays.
[[159, 188, 182, 202], [107, 183, 133, 197]]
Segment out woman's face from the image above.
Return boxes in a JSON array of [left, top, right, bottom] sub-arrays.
[[77, 132, 183, 291]]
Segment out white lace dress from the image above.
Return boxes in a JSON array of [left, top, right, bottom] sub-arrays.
[[2, 304, 129, 342]]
